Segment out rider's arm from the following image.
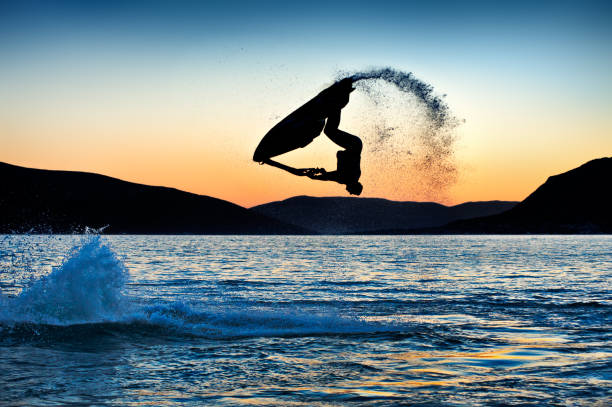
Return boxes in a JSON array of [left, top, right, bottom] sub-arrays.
[[264, 159, 310, 176], [307, 169, 338, 182]]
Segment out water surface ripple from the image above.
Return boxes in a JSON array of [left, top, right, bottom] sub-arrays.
[[1, 235, 610, 406]]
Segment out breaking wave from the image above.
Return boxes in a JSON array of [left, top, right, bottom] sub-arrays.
[[0, 236, 406, 340]]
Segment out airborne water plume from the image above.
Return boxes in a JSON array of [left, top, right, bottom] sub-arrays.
[[337, 67, 460, 200], [343, 67, 452, 127]]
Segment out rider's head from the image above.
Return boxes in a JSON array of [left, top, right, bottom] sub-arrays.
[[346, 181, 363, 196]]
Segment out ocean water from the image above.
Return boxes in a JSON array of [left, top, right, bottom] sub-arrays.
[[0, 235, 610, 406]]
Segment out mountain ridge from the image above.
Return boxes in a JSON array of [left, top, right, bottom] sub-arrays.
[[437, 157, 612, 233], [251, 196, 518, 234], [0, 162, 311, 234], [3, 157, 609, 234]]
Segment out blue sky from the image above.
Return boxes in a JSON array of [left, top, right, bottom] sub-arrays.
[[1, 0, 610, 205]]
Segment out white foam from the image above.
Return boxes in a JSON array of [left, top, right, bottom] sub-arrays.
[[2, 235, 128, 325], [131, 302, 395, 338]]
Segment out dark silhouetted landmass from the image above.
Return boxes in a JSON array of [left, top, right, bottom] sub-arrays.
[[251, 196, 517, 234], [435, 157, 612, 234], [3, 157, 608, 235], [0, 162, 311, 234]]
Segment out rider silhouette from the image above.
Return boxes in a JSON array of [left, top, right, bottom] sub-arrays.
[[257, 78, 363, 195]]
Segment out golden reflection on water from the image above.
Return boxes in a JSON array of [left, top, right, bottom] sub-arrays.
[[266, 355, 322, 366], [357, 379, 463, 388], [130, 389, 186, 406], [124, 340, 612, 406], [382, 344, 563, 367], [216, 340, 612, 406], [224, 397, 305, 406]]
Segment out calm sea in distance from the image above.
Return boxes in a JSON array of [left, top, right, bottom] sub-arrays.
[[1, 235, 610, 406]]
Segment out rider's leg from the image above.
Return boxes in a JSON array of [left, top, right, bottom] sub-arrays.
[[325, 128, 362, 153]]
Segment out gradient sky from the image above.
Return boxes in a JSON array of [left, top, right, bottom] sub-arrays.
[[1, 0, 610, 207]]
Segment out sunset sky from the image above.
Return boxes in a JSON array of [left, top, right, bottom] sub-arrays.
[[1, 0, 610, 207]]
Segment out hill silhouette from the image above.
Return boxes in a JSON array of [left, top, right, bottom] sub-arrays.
[[251, 197, 517, 234], [0, 162, 311, 234], [3, 158, 608, 234], [440, 157, 612, 233]]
